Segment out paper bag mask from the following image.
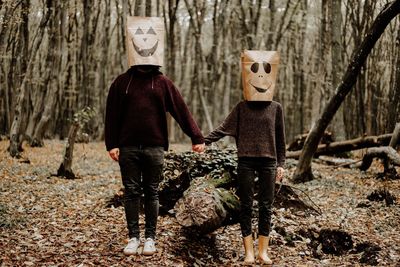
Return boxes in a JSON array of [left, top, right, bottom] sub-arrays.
[[241, 50, 280, 101], [126, 16, 164, 67]]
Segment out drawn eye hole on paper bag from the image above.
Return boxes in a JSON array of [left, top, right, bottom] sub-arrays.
[[241, 50, 280, 101], [126, 16, 165, 67]]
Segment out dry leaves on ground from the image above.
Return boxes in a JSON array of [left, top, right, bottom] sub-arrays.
[[0, 140, 399, 266]]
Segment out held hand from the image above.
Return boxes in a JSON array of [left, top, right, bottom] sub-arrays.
[[109, 148, 120, 161], [192, 143, 205, 153], [276, 167, 285, 182]]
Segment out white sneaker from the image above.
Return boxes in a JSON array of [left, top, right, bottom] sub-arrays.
[[142, 238, 156, 256], [123, 237, 140, 255]]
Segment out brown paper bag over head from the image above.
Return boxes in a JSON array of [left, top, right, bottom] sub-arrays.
[[241, 50, 280, 101], [126, 16, 164, 67]]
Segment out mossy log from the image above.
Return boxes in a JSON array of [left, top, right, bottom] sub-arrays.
[[174, 174, 240, 234], [174, 172, 316, 234]]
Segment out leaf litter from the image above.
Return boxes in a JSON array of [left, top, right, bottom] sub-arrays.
[[0, 140, 399, 266]]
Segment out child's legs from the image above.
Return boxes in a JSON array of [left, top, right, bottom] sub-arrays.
[[119, 147, 143, 239], [237, 158, 256, 237], [257, 159, 276, 236], [142, 146, 164, 239]]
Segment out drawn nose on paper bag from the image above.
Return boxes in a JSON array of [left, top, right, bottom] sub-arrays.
[[131, 27, 159, 57], [241, 50, 280, 101]]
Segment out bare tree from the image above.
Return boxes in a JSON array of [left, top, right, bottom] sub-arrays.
[[9, 0, 52, 157], [1, 0, 399, 155], [293, 0, 400, 183]]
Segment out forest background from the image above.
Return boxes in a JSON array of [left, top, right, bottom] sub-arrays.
[[1, 0, 399, 148], [1, 1, 400, 266]]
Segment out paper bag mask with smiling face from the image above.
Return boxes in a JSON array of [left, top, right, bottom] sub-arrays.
[[241, 50, 280, 101], [126, 16, 164, 67]]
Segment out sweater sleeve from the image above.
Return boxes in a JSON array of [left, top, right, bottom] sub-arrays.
[[165, 80, 204, 145], [275, 103, 286, 167], [204, 104, 239, 145], [105, 79, 122, 151]]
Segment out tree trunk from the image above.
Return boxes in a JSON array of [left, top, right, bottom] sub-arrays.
[[9, 0, 52, 157], [30, 2, 62, 146], [387, 27, 400, 129], [293, 1, 400, 183], [388, 123, 400, 149], [57, 122, 79, 179], [330, 0, 346, 141]]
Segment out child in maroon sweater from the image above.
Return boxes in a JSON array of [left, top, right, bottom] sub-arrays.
[[205, 50, 285, 265], [105, 65, 205, 256]]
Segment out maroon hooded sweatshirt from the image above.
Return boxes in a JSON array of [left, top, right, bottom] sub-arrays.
[[105, 67, 204, 151]]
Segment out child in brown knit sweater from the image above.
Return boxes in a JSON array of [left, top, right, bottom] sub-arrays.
[[205, 50, 286, 265]]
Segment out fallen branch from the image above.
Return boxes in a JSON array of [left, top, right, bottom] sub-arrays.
[[359, 123, 400, 172], [287, 134, 394, 159], [287, 131, 334, 151], [359, 147, 400, 171], [313, 156, 359, 167]]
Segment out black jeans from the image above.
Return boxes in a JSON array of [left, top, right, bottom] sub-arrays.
[[118, 146, 164, 239], [237, 157, 276, 237]]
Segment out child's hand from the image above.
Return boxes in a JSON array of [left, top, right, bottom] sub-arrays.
[[192, 143, 205, 153], [109, 148, 120, 161], [276, 167, 285, 182]]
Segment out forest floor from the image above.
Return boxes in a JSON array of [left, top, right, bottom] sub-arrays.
[[0, 140, 399, 266]]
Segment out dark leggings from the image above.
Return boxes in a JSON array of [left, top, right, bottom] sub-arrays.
[[118, 146, 164, 239], [237, 157, 276, 237]]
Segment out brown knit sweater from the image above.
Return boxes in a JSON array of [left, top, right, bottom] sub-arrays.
[[205, 101, 286, 167]]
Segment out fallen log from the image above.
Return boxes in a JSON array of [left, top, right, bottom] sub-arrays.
[[313, 156, 359, 167], [287, 134, 394, 159], [174, 172, 317, 234], [359, 147, 400, 171], [384, 123, 400, 171], [359, 123, 400, 173], [174, 174, 239, 233], [287, 131, 334, 151], [159, 148, 237, 213]]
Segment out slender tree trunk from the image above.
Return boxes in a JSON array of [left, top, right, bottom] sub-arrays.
[[293, 0, 400, 183], [184, 0, 213, 132], [330, 0, 346, 141], [31, 3, 62, 146], [164, 0, 180, 141], [265, 0, 275, 49], [134, 0, 145, 16], [145, 0, 152, 16], [9, 0, 49, 157], [387, 27, 400, 129], [57, 122, 79, 179], [96, 0, 111, 139]]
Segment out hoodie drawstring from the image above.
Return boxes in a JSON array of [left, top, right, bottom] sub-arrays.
[[126, 72, 154, 94], [125, 76, 133, 94]]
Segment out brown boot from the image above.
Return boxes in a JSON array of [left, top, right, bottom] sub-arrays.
[[258, 235, 272, 265], [243, 235, 255, 264]]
